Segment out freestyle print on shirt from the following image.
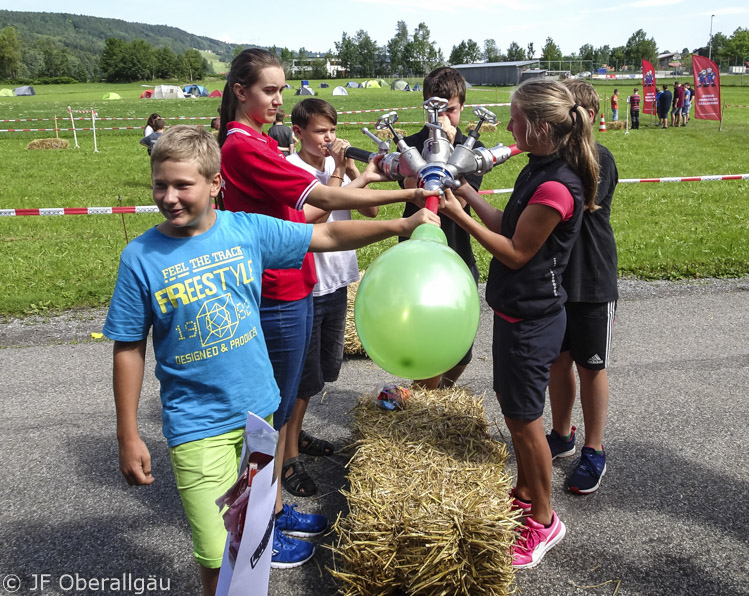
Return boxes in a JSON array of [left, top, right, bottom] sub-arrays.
[[154, 244, 259, 364]]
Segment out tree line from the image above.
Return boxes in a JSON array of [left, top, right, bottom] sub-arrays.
[[330, 25, 749, 78], [0, 11, 747, 84], [0, 26, 212, 83]]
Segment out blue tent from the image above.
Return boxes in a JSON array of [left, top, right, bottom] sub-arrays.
[[183, 84, 210, 97], [345, 81, 360, 88]]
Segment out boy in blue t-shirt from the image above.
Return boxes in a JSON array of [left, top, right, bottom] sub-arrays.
[[103, 126, 438, 595]]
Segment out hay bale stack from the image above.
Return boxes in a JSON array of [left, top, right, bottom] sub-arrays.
[[607, 120, 626, 130], [344, 275, 365, 356], [27, 138, 69, 150], [330, 388, 518, 596], [374, 128, 406, 141], [465, 122, 498, 133]]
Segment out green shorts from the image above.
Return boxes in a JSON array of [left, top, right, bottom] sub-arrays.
[[169, 415, 273, 568]]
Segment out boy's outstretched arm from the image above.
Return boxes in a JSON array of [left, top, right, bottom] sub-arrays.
[[113, 339, 154, 486], [307, 174, 439, 211], [309, 208, 439, 252]]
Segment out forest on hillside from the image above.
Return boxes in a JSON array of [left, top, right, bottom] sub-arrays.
[[0, 10, 236, 82], [0, 10, 747, 84]]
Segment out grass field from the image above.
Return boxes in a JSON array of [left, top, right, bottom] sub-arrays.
[[1, 77, 748, 317]]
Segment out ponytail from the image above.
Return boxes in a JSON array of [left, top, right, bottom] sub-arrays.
[[217, 79, 235, 147], [512, 79, 599, 210], [561, 105, 599, 211], [218, 48, 283, 147]]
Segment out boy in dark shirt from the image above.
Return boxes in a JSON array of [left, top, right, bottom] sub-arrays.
[[399, 66, 484, 390], [139, 117, 165, 155], [266, 109, 295, 155]]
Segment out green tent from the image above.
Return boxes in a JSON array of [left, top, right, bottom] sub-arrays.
[[391, 79, 410, 91], [102, 92, 121, 100], [375, 78, 388, 87], [0, 88, 13, 97]]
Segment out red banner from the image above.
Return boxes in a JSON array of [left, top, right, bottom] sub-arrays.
[[692, 55, 721, 121], [642, 60, 657, 115]]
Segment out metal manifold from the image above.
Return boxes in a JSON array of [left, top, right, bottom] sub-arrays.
[[345, 97, 521, 199]]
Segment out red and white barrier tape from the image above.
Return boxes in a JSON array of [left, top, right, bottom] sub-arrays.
[[0, 116, 216, 123], [1, 124, 211, 133], [1, 206, 160, 217], [618, 174, 749, 183], [5, 175, 745, 217], [724, 104, 749, 108], [336, 103, 509, 115], [478, 174, 749, 194], [338, 121, 427, 126], [2, 103, 512, 123]]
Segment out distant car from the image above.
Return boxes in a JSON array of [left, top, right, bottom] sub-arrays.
[[671, 70, 683, 76], [579, 71, 591, 78]]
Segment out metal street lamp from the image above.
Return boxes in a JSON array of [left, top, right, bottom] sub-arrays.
[[709, 14, 715, 61]]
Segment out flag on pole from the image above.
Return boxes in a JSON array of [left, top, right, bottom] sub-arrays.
[[692, 55, 721, 121], [642, 60, 657, 116]]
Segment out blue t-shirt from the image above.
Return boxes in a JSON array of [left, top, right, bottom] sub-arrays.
[[103, 210, 313, 447]]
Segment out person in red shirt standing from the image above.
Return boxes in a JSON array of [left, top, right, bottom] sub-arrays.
[[218, 48, 439, 570], [671, 81, 685, 128], [629, 88, 640, 130], [610, 89, 619, 121]]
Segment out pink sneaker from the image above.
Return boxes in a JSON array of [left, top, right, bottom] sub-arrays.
[[509, 487, 532, 515], [512, 511, 566, 569]]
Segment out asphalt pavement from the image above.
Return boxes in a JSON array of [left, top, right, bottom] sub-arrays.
[[1, 277, 748, 596]]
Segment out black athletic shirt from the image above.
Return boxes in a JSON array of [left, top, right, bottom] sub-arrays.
[[563, 143, 619, 303], [485, 154, 584, 319], [399, 126, 484, 280], [267, 124, 294, 153]]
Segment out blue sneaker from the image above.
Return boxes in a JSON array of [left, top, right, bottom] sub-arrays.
[[275, 504, 328, 537], [546, 426, 576, 460], [566, 446, 607, 494], [271, 527, 314, 569]]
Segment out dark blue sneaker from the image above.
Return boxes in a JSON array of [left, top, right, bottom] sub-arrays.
[[271, 527, 314, 569], [566, 446, 607, 494], [275, 504, 327, 537], [546, 426, 576, 460]]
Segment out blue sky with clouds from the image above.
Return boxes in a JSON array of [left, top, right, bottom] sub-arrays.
[[5, 0, 748, 57]]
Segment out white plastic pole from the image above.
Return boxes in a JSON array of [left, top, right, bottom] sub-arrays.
[[91, 108, 99, 153], [68, 106, 79, 148]]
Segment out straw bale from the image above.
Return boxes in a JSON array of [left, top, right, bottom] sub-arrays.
[[344, 275, 366, 356], [374, 128, 406, 141], [465, 122, 497, 133], [27, 138, 69, 150], [607, 120, 626, 130], [330, 388, 518, 596]]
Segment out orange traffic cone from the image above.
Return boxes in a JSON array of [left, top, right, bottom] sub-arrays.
[[599, 113, 607, 132]]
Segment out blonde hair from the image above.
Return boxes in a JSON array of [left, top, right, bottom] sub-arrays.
[[563, 79, 600, 120], [512, 79, 599, 211], [150, 125, 221, 180]]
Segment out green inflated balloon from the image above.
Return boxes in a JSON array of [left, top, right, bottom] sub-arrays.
[[354, 223, 480, 379]]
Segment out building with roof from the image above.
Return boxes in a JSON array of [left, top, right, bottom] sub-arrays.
[[451, 60, 542, 86]]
